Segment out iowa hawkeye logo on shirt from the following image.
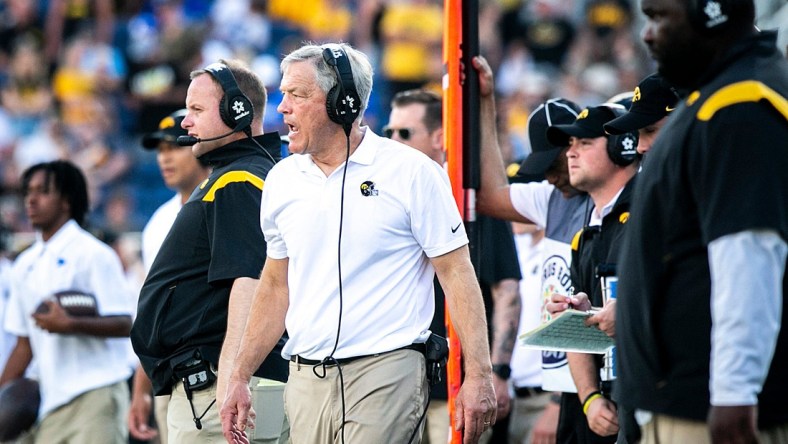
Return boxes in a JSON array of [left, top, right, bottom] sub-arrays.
[[360, 181, 378, 196]]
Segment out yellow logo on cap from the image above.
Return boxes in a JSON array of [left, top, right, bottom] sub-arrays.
[[578, 109, 589, 119], [159, 116, 176, 130], [633, 87, 641, 102], [687, 91, 702, 106]]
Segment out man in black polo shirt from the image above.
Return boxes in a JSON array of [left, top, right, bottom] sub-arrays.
[[544, 104, 640, 443], [131, 59, 287, 443], [617, 0, 788, 442]]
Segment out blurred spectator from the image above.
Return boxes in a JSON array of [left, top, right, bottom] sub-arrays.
[[101, 187, 142, 233], [125, 0, 205, 132], [43, 0, 115, 67], [0, 0, 44, 71], [565, 0, 643, 91], [52, 31, 126, 128], [1, 37, 53, 137], [499, 0, 576, 73], [0, 109, 19, 194], [209, 0, 272, 56], [377, 0, 443, 111], [267, 0, 352, 43], [479, 0, 503, 70]]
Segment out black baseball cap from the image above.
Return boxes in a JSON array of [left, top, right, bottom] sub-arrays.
[[547, 105, 621, 147], [142, 109, 188, 149], [517, 98, 582, 177], [604, 74, 680, 135]]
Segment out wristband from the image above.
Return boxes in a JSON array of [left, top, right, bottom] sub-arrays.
[[582, 391, 603, 415], [491, 364, 511, 380]]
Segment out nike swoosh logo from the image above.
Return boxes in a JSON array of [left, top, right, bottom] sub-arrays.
[[451, 223, 462, 233], [665, 105, 676, 112]]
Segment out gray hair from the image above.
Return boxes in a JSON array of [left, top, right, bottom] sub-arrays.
[[281, 42, 374, 120]]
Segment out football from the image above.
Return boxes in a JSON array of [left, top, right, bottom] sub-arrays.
[[0, 378, 40, 441], [34, 290, 98, 317]]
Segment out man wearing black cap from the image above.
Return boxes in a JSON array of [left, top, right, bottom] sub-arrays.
[[128, 109, 210, 443], [544, 103, 640, 443], [473, 56, 599, 443], [603, 73, 679, 156], [617, 0, 788, 442]]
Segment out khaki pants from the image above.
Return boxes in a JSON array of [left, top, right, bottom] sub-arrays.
[[167, 378, 288, 444], [34, 381, 129, 444], [168, 379, 223, 444], [508, 391, 552, 444], [423, 400, 449, 444], [154, 394, 170, 444], [284, 349, 428, 444], [641, 414, 788, 444], [249, 380, 289, 444]]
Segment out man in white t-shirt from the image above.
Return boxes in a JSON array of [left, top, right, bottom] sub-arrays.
[[509, 222, 548, 444], [221, 42, 496, 444], [128, 109, 210, 443], [0, 160, 134, 443], [472, 56, 586, 443]]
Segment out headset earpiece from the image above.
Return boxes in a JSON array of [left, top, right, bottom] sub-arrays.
[[607, 131, 639, 166], [322, 45, 361, 135], [605, 106, 639, 166], [687, 0, 734, 35], [203, 62, 254, 132]]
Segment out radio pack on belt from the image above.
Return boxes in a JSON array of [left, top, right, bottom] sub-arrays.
[[170, 349, 217, 430], [425, 334, 449, 386], [171, 349, 216, 392]]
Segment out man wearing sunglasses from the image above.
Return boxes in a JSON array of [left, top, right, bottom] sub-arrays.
[[386, 90, 446, 164], [386, 89, 523, 444]]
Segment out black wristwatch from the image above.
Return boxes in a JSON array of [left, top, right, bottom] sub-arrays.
[[492, 364, 511, 380]]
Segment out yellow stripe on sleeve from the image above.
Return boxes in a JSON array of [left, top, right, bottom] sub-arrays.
[[571, 228, 583, 252], [202, 171, 264, 202], [697, 80, 788, 122]]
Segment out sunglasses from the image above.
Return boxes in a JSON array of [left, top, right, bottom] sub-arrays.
[[382, 126, 413, 140]]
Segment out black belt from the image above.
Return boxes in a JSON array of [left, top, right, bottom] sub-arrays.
[[514, 386, 546, 398], [290, 343, 426, 367]]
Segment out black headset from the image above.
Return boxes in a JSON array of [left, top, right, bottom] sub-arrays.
[[687, 0, 735, 35], [203, 62, 254, 133], [604, 106, 639, 167], [322, 45, 361, 136]]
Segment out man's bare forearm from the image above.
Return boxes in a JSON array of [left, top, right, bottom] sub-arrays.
[[490, 278, 520, 365], [434, 247, 492, 376], [218, 277, 259, 404], [229, 259, 289, 384]]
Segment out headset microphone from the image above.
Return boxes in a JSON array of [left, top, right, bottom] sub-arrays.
[[176, 122, 247, 146]]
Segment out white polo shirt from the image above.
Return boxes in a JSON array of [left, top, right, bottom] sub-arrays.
[[141, 193, 182, 272], [261, 128, 468, 360], [5, 220, 134, 417]]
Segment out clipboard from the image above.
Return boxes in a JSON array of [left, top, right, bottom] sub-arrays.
[[518, 309, 614, 354]]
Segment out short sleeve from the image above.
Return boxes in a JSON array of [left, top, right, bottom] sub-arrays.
[[88, 245, 135, 316], [260, 169, 287, 260], [509, 181, 555, 227], [409, 161, 468, 258], [207, 180, 268, 282]]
